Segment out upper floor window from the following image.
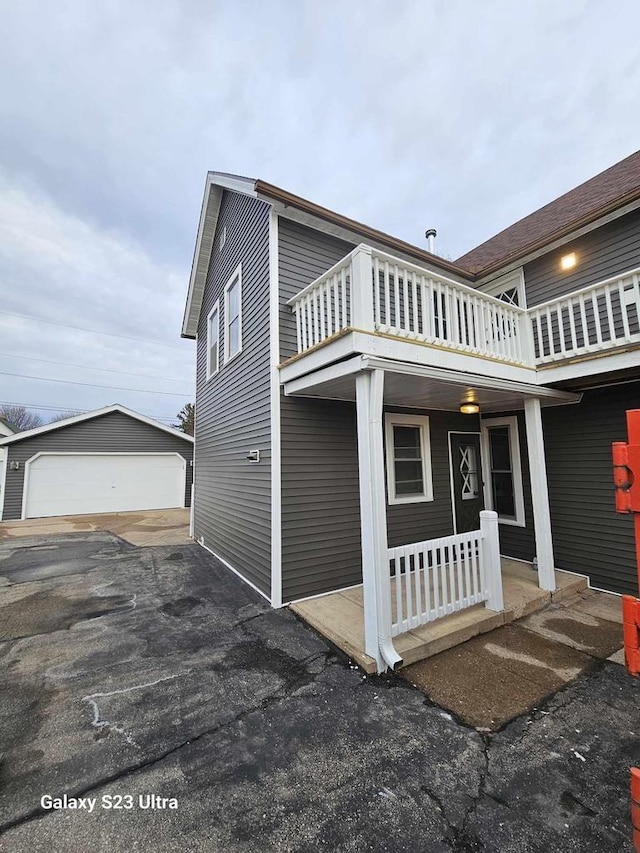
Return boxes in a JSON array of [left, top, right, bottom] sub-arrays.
[[384, 413, 434, 505], [206, 301, 220, 380], [224, 265, 242, 362]]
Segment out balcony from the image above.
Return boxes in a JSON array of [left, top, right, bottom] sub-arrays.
[[286, 245, 640, 378]]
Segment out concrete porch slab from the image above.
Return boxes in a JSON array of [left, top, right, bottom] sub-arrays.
[[400, 624, 598, 730], [290, 560, 589, 674]]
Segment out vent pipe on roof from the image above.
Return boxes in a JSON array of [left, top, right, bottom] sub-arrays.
[[425, 228, 437, 254]]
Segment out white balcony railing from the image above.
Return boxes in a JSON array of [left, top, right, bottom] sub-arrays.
[[287, 246, 640, 368], [529, 267, 640, 363], [388, 511, 503, 637], [288, 245, 532, 365]]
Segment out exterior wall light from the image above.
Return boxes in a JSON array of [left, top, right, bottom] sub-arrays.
[[560, 252, 577, 271]]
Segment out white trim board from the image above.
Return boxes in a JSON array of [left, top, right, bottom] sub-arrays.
[[269, 209, 283, 608], [197, 538, 271, 604], [0, 404, 194, 447]]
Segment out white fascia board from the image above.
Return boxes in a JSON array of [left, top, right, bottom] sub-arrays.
[[0, 404, 194, 447], [283, 356, 365, 396], [181, 172, 258, 339], [536, 347, 640, 385], [361, 356, 580, 403]]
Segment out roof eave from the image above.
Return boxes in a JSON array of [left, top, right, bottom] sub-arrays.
[[255, 180, 473, 280], [0, 404, 194, 446], [181, 173, 258, 339], [468, 185, 640, 279]]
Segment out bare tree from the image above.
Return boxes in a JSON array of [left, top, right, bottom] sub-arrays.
[[0, 405, 44, 433], [49, 410, 82, 423], [172, 403, 194, 436]]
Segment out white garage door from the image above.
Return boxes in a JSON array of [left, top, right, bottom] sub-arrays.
[[24, 453, 186, 519]]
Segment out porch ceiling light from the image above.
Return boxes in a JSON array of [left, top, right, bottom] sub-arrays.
[[460, 389, 480, 415], [560, 251, 577, 271]]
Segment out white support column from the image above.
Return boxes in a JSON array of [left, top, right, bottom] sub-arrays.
[[350, 245, 374, 332], [355, 368, 401, 672], [523, 397, 556, 591], [480, 510, 504, 612]]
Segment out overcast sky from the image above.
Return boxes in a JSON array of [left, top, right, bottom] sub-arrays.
[[1, 0, 639, 425]]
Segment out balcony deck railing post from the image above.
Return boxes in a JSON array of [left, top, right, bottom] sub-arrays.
[[350, 245, 374, 332]]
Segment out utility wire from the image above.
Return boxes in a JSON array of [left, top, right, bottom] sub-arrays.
[[0, 310, 190, 350], [0, 351, 194, 385], [0, 399, 178, 422], [0, 370, 192, 396]]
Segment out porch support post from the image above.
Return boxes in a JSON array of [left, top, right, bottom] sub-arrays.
[[523, 397, 556, 591], [355, 368, 402, 672]]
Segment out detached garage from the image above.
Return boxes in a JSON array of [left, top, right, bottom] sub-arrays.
[[0, 405, 194, 521]]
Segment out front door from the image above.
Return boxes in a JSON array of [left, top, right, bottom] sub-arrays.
[[450, 433, 484, 533]]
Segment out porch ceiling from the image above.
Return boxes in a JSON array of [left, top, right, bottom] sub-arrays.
[[282, 356, 581, 413]]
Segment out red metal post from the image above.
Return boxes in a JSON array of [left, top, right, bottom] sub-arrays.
[[612, 410, 640, 851]]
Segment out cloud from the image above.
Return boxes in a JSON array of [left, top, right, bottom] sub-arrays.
[[0, 170, 193, 421], [1, 0, 639, 422]]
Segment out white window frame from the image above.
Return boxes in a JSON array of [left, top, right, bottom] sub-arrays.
[[480, 415, 525, 527], [384, 413, 434, 505], [206, 300, 220, 380], [224, 264, 243, 363]]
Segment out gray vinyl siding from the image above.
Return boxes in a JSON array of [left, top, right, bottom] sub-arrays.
[[194, 191, 272, 597], [280, 397, 473, 601], [278, 218, 355, 361], [542, 384, 638, 595], [1, 411, 193, 521], [482, 411, 536, 563], [279, 218, 359, 600], [524, 208, 640, 307], [281, 397, 362, 602], [386, 409, 479, 546]]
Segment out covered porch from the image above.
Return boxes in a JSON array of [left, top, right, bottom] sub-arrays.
[[291, 557, 589, 674], [281, 354, 581, 672]]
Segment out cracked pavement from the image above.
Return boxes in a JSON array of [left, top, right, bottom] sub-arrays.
[[0, 532, 637, 851]]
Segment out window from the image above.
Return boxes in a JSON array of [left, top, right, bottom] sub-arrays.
[[206, 301, 220, 379], [384, 414, 433, 505], [480, 416, 525, 525], [224, 265, 242, 362]]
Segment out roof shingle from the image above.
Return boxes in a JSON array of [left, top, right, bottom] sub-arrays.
[[456, 149, 640, 275]]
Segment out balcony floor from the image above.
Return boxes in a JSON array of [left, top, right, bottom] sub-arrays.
[[290, 559, 590, 674]]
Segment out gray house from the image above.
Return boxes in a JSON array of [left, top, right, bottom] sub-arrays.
[[0, 405, 193, 521], [182, 153, 640, 671]]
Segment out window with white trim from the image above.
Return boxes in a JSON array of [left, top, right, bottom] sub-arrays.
[[480, 416, 525, 525], [384, 414, 434, 505], [224, 265, 242, 362], [206, 301, 220, 380]]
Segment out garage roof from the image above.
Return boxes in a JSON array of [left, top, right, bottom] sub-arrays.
[[0, 404, 194, 446]]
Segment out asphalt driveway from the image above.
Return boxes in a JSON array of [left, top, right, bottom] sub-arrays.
[[0, 532, 637, 852]]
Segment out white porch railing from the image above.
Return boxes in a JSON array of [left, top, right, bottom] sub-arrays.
[[287, 245, 532, 365], [529, 267, 640, 363], [387, 511, 503, 637]]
